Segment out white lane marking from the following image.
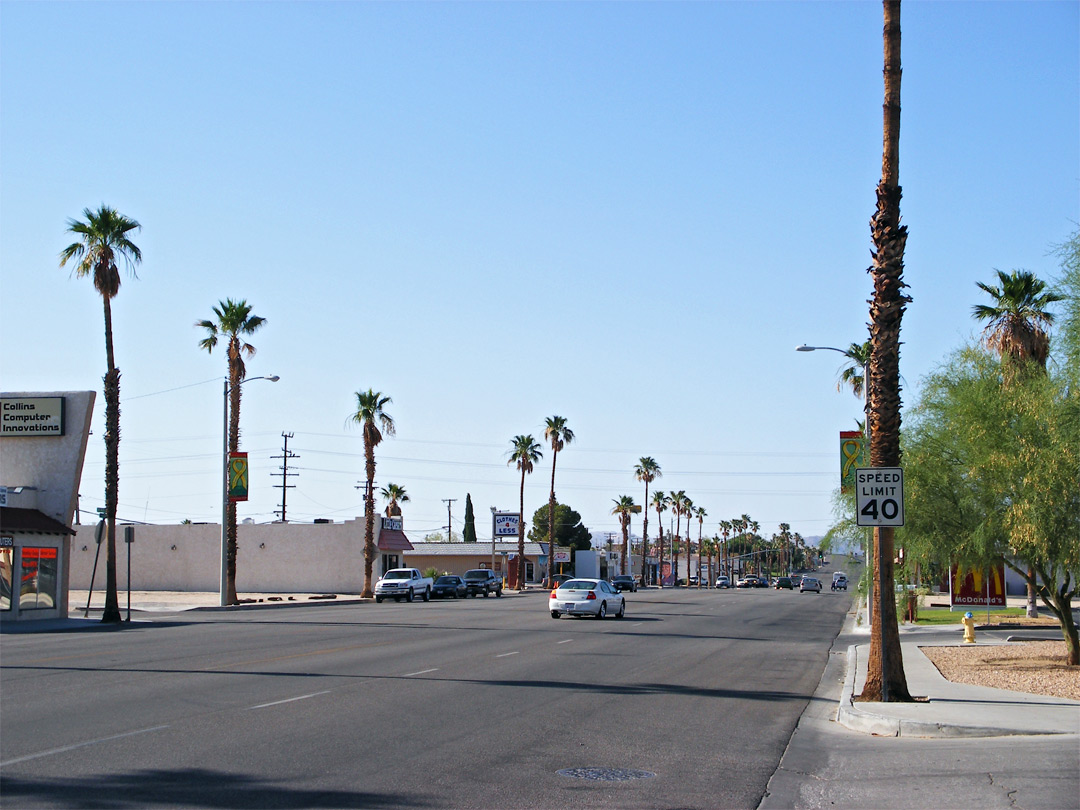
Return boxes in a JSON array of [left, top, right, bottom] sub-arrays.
[[495, 651, 519, 658], [557, 639, 573, 644], [403, 668, 439, 677], [248, 690, 331, 709], [1, 725, 169, 767]]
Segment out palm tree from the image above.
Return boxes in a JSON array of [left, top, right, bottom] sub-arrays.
[[973, 269, 1063, 370], [508, 435, 542, 590], [859, 0, 912, 703], [694, 506, 707, 587], [611, 496, 641, 576], [719, 519, 732, 578], [777, 523, 792, 575], [836, 340, 873, 398], [681, 495, 694, 586], [973, 269, 1063, 618], [379, 483, 410, 517], [60, 205, 142, 623], [348, 390, 395, 598], [198, 299, 268, 605], [634, 457, 661, 587], [668, 491, 686, 584], [543, 416, 575, 554], [652, 491, 670, 586]]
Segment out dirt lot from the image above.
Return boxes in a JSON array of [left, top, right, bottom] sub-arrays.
[[921, 641, 1080, 701]]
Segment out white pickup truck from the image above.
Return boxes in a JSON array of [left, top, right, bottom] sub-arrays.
[[374, 568, 433, 603]]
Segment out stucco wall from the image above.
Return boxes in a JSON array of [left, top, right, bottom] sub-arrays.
[[69, 518, 372, 594]]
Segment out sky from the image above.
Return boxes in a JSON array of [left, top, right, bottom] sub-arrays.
[[2, 1, 1077, 546]]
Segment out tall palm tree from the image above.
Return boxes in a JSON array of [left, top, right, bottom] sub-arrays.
[[859, 0, 912, 703], [60, 205, 142, 623], [652, 491, 670, 586], [508, 435, 542, 590], [379, 483, 410, 517], [611, 496, 641, 576], [543, 416, 575, 554], [719, 519, 732, 578], [348, 390, 395, 598], [681, 495, 694, 586], [634, 457, 661, 587], [836, 340, 873, 398], [973, 269, 1063, 369], [198, 299, 267, 605], [693, 506, 707, 587], [669, 491, 686, 583], [777, 523, 792, 575], [973, 268, 1063, 618]]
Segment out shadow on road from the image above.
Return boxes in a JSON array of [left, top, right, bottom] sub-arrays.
[[0, 768, 433, 809]]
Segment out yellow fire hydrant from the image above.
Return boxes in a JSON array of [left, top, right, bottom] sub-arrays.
[[962, 611, 977, 644]]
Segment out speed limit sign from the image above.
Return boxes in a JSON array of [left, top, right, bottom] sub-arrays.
[[855, 468, 904, 527]]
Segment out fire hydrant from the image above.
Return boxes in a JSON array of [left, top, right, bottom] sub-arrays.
[[962, 611, 977, 644]]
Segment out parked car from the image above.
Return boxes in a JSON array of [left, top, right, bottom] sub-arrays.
[[549, 578, 625, 619], [832, 574, 848, 591], [715, 575, 730, 589], [549, 574, 573, 588], [756, 576, 770, 588], [611, 575, 638, 593], [431, 575, 467, 599], [374, 568, 433, 603], [774, 576, 794, 590], [800, 576, 822, 593], [463, 569, 503, 598]]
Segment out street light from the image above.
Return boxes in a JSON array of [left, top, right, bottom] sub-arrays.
[[794, 345, 871, 445], [221, 374, 279, 606]]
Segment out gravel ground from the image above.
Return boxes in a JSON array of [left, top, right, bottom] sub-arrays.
[[921, 642, 1080, 701]]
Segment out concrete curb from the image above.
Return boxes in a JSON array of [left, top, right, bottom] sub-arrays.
[[836, 644, 1068, 738]]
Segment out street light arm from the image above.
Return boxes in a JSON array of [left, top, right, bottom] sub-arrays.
[[795, 344, 850, 356]]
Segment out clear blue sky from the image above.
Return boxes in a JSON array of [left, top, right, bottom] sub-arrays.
[[2, 1, 1076, 544]]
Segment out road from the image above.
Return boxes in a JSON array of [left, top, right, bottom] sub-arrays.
[[1, 583, 851, 809]]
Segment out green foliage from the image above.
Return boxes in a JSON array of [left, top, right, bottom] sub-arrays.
[[463, 493, 477, 543], [527, 502, 591, 550], [422, 567, 440, 580], [423, 530, 461, 543]]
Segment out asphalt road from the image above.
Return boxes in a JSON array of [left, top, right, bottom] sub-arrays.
[[1, 583, 852, 809]]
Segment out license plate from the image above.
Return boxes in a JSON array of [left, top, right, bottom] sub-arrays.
[[562, 603, 575, 611]]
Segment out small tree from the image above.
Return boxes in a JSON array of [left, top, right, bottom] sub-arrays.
[[463, 493, 477, 543]]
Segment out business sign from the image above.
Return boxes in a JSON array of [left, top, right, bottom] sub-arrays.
[[949, 562, 1007, 609], [493, 512, 521, 537], [1, 397, 65, 437], [381, 517, 403, 531], [553, 547, 571, 564], [228, 452, 249, 502], [839, 431, 865, 492], [855, 467, 904, 527]]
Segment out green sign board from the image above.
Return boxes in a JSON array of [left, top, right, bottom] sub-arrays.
[[840, 431, 865, 492]]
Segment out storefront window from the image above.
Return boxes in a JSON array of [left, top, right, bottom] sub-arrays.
[[0, 548, 12, 611], [20, 547, 58, 610]]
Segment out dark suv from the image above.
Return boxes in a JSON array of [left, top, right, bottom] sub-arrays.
[[463, 569, 503, 598]]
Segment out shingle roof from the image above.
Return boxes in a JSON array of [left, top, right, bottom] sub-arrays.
[[377, 528, 414, 552], [0, 507, 74, 535], [407, 541, 546, 556]]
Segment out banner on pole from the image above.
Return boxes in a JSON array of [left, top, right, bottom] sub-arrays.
[[228, 452, 249, 502], [840, 431, 865, 492]]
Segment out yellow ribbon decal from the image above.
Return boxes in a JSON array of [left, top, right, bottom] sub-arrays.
[[841, 439, 863, 480]]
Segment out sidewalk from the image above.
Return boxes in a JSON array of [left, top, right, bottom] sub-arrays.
[[837, 604, 1080, 738]]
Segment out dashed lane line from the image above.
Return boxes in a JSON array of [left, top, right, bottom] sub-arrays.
[[248, 691, 332, 710], [1, 725, 169, 767]]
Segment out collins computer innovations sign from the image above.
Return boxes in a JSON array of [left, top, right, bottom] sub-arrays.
[[1, 397, 65, 437]]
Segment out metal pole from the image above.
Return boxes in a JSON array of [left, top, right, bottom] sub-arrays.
[[220, 378, 229, 607]]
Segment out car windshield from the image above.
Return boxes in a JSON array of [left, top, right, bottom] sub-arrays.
[[464, 570, 488, 578], [434, 577, 458, 585], [384, 571, 410, 579], [559, 580, 595, 591], [614, 576, 631, 582]]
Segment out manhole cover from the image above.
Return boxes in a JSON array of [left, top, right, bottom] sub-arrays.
[[556, 767, 656, 782]]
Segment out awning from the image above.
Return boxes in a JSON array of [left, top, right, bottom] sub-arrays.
[[377, 528, 414, 552], [0, 507, 74, 535]]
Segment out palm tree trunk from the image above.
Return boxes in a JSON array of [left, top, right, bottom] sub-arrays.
[[100, 293, 122, 623], [639, 482, 649, 587], [548, 450, 558, 569], [225, 362, 242, 605], [518, 469, 526, 590], [858, 0, 912, 703], [362, 444, 377, 598]]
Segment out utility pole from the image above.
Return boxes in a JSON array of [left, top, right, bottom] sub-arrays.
[[442, 498, 457, 541], [272, 432, 298, 522]]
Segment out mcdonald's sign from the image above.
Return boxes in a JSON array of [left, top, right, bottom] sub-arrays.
[[949, 561, 1006, 609]]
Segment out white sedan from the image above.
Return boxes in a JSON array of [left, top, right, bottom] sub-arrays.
[[549, 578, 625, 619]]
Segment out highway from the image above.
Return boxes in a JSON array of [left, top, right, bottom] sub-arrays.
[[1, 582, 852, 809]]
